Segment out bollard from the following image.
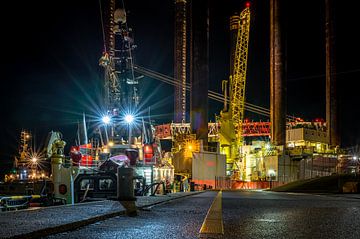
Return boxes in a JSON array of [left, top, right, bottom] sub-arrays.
[[190, 182, 195, 192], [161, 181, 167, 195], [117, 167, 137, 216], [117, 167, 135, 200]]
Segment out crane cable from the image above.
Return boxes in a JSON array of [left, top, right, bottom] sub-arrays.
[[133, 65, 299, 121], [133, 65, 271, 117], [98, 0, 107, 52], [133, 65, 269, 117], [134, 65, 270, 112]]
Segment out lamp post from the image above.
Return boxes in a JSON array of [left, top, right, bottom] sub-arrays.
[[31, 157, 37, 176], [268, 169, 276, 189], [102, 115, 111, 144], [125, 114, 134, 145], [352, 156, 359, 176]]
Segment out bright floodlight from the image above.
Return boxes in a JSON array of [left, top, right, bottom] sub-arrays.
[[268, 169, 276, 176], [102, 115, 111, 124], [31, 157, 38, 163], [125, 114, 134, 124]]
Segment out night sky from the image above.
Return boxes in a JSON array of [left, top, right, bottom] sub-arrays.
[[1, 0, 360, 175]]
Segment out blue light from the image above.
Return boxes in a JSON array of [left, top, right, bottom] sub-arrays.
[[102, 115, 111, 124], [124, 114, 134, 124]]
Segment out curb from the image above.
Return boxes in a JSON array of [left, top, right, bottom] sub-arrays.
[[313, 193, 360, 200], [10, 210, 126, 239], [137, 191, 205, 209], [8, 191, 205, 239], [270, 190, 360, 200]]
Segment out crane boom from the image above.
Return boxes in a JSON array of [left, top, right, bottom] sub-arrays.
[[230, 6, 251, 146], [217, 4, 251, 178]]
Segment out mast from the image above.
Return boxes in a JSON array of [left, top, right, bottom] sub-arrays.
[[100, 0, 139, 115], [174, 0, 187, 123]]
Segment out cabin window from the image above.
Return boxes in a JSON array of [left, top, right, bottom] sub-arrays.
[[80, 179, 94, 190], [99, 178, 115, 190]]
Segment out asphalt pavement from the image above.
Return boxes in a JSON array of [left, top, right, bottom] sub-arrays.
[[2, 191, 360, 238], [222, 191, 360, 239], [0, 191, 203, 239], [46, 191, 217, 239], [45, 191, 360, 239]]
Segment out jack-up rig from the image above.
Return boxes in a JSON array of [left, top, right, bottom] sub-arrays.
[[3, 0, 175, 207], [57, 0, 176, 204], [152, 0, 341, 189], [2, 1, 348, 208]]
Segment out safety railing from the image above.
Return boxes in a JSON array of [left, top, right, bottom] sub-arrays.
[[0, 195, 41, 211]]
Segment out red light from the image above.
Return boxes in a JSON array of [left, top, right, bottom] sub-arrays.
[[246, 2, 250, 8], [144, 144, 154, 162], [59, 184, 67, 195]]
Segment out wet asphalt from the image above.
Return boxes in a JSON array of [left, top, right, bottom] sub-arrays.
[[46, 191, 360, 239], [222, 191, 360, 239], [46, 191, 217, 239]]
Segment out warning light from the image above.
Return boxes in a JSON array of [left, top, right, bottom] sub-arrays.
[[59, 184, 67, 195], [144, 144, 154, 162], [245, 2, 251, 8]]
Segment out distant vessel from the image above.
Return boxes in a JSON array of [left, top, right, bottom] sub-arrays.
[[1, 131, 54, 211], [6, 130, 49, 182]]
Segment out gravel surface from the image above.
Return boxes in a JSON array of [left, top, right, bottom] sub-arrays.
[[47, 191, 217, 239], [0, 192, 203, 238]]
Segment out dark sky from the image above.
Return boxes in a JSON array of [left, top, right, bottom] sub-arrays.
[[1, 0, 360, 174]]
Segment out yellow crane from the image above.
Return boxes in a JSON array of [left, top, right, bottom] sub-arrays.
[[231, 5, 250, 146], [219, 4, 250, 179]]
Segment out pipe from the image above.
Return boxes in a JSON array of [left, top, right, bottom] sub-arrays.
[[174, 0, 187, 123], [190, 0, 209, 146], [325, 0, 339, 146], [270, 0, 286, 145]]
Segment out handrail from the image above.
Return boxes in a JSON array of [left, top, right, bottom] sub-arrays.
[[142, 182, 167, 196], [80, 184, 91, 203], [0, 195, 42, 211]]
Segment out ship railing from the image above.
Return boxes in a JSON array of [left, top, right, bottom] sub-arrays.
[[0, 195, 42, 211]]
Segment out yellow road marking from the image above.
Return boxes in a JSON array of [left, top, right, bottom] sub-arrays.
[[199, 190, 224, 235]]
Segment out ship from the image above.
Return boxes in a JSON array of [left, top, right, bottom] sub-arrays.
[[1, 0, 175, 210]]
